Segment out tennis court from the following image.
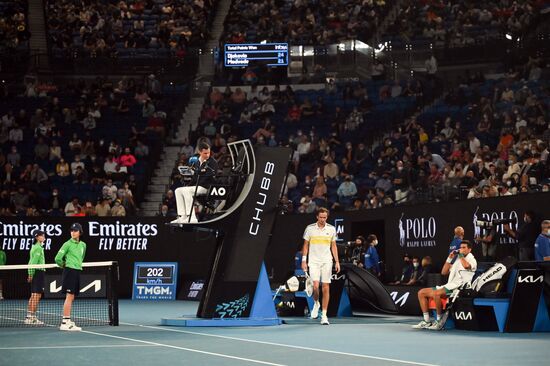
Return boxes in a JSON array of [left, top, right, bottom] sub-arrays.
[[1, 300, 549, 366]]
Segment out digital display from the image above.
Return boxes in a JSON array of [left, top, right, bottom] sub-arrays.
[[136, 266, 174, 284], [224, 43, 289, 67], [132, 262, 178, 300]]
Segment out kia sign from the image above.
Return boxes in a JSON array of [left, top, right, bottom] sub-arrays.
[[45, 274, 107, 298]]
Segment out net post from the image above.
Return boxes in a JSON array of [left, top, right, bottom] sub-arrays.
[[110, 262, 119, 326]]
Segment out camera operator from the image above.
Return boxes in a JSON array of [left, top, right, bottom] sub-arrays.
[[363, 234, 381, 276], [503, 211, 539, 261], [476, 222, 497, 262], [349, 236, 366, 267]]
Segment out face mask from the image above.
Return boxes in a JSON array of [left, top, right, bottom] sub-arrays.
[[508, 160, 514, 165], [547, 229, 550, 236], [413, 263, 419, 268], [398, 166, 403, 171], [507, 181, 512, 187], [373, 240, 378, 245], [543, 187, 549, 192]]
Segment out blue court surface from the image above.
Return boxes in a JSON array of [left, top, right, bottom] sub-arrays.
[[1, 300, 549, 366]]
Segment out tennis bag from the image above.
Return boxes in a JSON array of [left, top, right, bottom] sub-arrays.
[[467, 256, 517, 297]]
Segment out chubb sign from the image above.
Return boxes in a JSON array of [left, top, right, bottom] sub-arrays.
[[398, 213, 437, 248]]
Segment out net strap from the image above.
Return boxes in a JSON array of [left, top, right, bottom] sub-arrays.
[[0, 261, 116, 270]]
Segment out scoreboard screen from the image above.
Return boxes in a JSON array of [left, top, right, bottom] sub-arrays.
[[132, 262, 178, 301], [224, 43, 289, 67]]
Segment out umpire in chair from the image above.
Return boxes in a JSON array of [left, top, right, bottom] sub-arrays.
[[171, 142, 218, 224]]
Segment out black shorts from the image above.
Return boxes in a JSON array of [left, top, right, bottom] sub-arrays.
[[61, 268, 81, 296], [30, 271, 45, 294]]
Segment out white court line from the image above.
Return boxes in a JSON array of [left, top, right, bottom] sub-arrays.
[[0, 345, 159, 350], [122, 322, 439, 366], [82, 329, 286, 366]]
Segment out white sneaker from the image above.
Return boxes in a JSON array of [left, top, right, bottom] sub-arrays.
[[24, 317, 44, 325], [320, 315, 330, 325], [412, 320, 432, 329], [310, 301, 320, 319], [427, 320, 444, 331], [60, 321, 82, 331]]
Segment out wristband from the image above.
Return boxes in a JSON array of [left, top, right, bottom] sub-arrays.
[[302, 256, 307, 262], [446, 257, 453, 264]]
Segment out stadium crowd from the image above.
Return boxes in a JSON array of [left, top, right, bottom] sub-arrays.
[[0, 0, 29, 55], [45, 0, 217, 58], [222, 0, 394, 46], [386, 0, 544, 48], [0, 74, 176, 217], [164, 61, 549, 216]]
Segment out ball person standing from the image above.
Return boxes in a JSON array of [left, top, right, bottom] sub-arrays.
[[55, 223, 86, 331], [301, 208, 340, 325], [25, 230, 47, 325]]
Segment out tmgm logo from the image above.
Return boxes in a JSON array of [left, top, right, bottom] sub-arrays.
[[454, 311, 473, 321], [135, 286, 172, 295]]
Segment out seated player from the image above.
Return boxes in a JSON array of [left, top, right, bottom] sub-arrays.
[[413, 240, 477, 330], [171, 142, 218, 224]]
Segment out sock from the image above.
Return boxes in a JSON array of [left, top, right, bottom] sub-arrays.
[[423, 312, 430, 322], [27, 311, 34, 319], [62, 317, 70, 324], [436, 314, 441, 321], [321, 310, 327, 317]]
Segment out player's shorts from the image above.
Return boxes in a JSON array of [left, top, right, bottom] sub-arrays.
[[432, 286, 452, 297], [30, 270, 45, 294], [308, 262, 332, 284], [62, 268, 81, 296]]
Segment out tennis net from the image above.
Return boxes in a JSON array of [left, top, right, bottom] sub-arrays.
[[0, 261, 119, 327]]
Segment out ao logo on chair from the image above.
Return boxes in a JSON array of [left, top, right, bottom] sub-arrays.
[[210, 186, 227, 198]]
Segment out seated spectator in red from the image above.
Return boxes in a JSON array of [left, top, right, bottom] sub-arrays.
[[119, 147, 137, 169], [286, 104, 302, 122]]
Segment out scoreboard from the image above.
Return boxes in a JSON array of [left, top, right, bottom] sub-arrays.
[[224, 43, 289, 67], [132, 262, 178, 300]]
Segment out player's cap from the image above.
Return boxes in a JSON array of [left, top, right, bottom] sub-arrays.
[[70, 223, 83, 233], [32, 229, 45, 237]]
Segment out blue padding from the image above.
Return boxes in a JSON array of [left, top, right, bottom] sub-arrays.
[[473, 298, 510, 332], [249, 263, 279, 319], [161, 317, 281, 327], [337, 287, 353, 317]]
